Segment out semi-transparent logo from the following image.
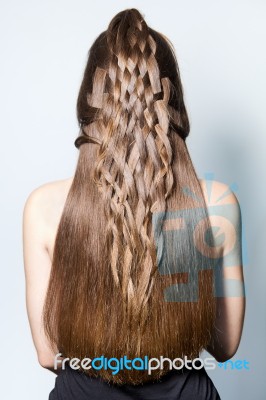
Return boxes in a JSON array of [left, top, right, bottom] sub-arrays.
[[151, 175, 246, 302]]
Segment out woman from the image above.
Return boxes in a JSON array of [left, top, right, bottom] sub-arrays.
[[23, 8, 245, 400]]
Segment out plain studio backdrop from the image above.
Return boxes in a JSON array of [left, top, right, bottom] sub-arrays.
[[0, 1, 265, 399]]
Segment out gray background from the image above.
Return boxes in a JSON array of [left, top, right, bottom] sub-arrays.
[[0, 0, 265, 399]]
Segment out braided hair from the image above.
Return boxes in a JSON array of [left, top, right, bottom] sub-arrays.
[[43, 8, 218, 385]]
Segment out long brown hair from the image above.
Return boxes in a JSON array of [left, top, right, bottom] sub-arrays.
[[43, 8, 218, 385]]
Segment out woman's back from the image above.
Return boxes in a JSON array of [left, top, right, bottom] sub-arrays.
[[23, 7, 245, 398], [34, 176, 224, 399], [43, 176, 210, 261], [24, 175, 243, 399], [40, 176, 223, 266]]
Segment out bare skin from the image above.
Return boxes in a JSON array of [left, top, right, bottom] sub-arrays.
[[22, 177, 245, 374]]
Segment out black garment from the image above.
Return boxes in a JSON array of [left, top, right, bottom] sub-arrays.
[[48, 363, 221, 400]]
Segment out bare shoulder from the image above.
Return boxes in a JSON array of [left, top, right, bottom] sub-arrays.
[[199, 178, 242, 256], [199, 178, 240, 208], [23, 176, 74, 229]]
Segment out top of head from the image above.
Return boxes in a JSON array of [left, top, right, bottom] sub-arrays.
[[75, 8, 189, 149]]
